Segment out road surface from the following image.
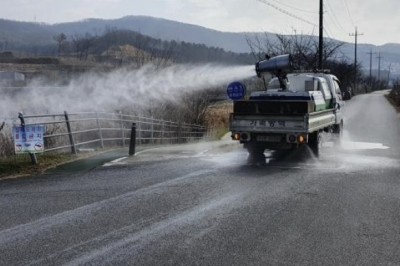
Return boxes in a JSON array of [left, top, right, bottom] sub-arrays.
[[1, 91, 400, 265]]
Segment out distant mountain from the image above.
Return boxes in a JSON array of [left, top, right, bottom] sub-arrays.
[[1, 15, 400, 74]]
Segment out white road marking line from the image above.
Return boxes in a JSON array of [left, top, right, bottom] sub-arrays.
[[134, 147, 163, 156], [103, 148, 164, 167], [103, 157, 128, 167], [195, 149, 211, 157]]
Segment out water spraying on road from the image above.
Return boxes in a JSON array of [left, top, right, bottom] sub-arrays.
[[0, 63, 255, 118]]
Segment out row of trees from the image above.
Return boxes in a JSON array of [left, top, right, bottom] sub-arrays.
[[50, 27, 254, 66], [1, 27, 254, 66]]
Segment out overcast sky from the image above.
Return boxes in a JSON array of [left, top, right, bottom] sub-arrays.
[[1, 0, 399, 46]]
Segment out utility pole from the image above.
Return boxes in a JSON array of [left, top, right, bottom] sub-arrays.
[[387, 63, 392, 88], [377, 53, 383, 82], [349, 27, 363, 94], [366, 49, 376, 90], [318, 0, 323, 69]]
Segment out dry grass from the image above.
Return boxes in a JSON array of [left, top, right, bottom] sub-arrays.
[[387, 89, 400, 113], [0, 152, 79, 179], [0, 63, 46, 72], [0, 123, 15, 157], [0, 144, 132, 180], [205, 101, 233, 139], [389, 88, 400, 109]]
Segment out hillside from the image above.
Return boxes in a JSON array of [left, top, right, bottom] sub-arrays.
[[1, 16, 400, 73]]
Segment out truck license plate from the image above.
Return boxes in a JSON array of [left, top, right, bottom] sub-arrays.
[[257, 135, 281, 142]]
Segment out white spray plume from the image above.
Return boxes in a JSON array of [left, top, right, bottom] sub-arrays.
[[0, 63, 255, 118]]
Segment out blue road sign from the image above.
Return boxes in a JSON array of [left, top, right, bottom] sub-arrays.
[[227, 82, 246, 100]]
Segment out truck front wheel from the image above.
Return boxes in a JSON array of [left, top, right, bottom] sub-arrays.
[[333, 121, 343, 147]]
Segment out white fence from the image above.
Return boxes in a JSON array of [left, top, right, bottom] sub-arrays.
[[15, 111, 210, 154]]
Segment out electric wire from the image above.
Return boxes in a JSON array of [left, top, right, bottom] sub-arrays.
[[256, 0, 338, 43], [256, 0, 318, 27], [324, 1, 348, 35], [323, 23, 334, 40], [343, 0, 355, 27], [268, 0, 318, 14], [325, 12, 343, 36]]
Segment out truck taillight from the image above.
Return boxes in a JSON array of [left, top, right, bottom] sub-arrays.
[[298, 135, 306, 143], [287, 134, 307, 143], [232, 132, 250, 141]]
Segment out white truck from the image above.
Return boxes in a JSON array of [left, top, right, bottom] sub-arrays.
[[229, 54, 344, 158]]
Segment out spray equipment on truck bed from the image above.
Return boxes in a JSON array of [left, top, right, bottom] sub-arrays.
[[255, 54, 293, 91]]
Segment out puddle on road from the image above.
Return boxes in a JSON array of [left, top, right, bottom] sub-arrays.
[[199, 141, 399, 172], [102, 139, 398, 172], [323, 141, 389, 150]]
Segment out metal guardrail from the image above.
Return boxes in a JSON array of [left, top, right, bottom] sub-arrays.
[[17, 111, 210, 154]]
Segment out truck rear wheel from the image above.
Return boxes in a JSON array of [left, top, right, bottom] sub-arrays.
[[308, 131, 321, 157]]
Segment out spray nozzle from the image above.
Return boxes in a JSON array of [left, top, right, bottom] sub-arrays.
[[255, 54, 293, 78]]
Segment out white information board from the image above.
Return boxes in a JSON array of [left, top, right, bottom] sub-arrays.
[[12, 125, 44, 154]]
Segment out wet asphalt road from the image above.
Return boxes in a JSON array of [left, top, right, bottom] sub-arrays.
[[1, 91, 400, 265]]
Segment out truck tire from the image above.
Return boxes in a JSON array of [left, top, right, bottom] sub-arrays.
[[333, 121, 343, 147], [308, 131, 321, 157]]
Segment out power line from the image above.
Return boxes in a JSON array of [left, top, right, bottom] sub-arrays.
[[324, 10, 344, 37], [268, 0, 318, 14], [256, 0, 318, 27], [343, 0, 355, 27], [324, 1, 348, 35], [323, 23, 334, 40]]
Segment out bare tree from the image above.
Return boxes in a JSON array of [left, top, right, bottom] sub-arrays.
[[82, 33, 95, 60], [71, 33, 83, 60], [246, 31, 344, 69], [103, 26, 119, 63], [243, 31, 372, 95], [54, 33, 67, 58], [71, 33, 95, 60]]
